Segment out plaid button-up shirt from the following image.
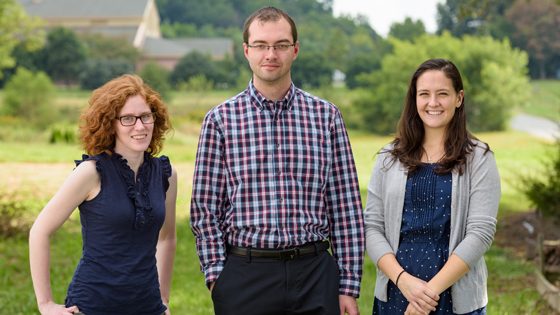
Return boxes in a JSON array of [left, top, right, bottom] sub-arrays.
[[190, 82, 364, 297]]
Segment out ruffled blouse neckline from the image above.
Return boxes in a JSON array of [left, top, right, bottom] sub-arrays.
[[111, 152, 153, 230]]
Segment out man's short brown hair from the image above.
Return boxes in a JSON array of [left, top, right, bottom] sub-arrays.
[[242, 6, 298, 44]]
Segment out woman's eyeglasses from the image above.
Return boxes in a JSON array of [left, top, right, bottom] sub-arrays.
[[116, 113, 155, 126]]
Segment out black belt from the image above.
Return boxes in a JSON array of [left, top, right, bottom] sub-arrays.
[[228, 241, 330, 260]]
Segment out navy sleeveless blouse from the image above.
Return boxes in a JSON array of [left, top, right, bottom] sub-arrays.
[[65, 152, 171, 315]]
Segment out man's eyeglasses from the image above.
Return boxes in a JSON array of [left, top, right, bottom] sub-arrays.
[[116, 113, 155, 126], [247, 43, 295, 52]]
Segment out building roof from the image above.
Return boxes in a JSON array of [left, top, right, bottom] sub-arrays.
[[18, 0, 149, 19], [142, 37, 234, 59], [17, 0, 234, 64], [69, 26, 138, 43]]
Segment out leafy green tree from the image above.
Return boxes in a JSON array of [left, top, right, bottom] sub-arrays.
[[519, 141, 560, 219], [139, 62, 172, 101], [3, 67, 56, 128], [79, 59, 133, 90], [0, 41, 43, 88], [79, 33, 140, 64], [506, 0, 560, 78], [75, 33, 140, 89], [0, 0, 44, 78], [158, 0, 239, 27], [234, 66, 253, 90], [344, 54, 382, 89], [318, 0, 333, 12], [436, 0, 471, 36], [353, 33, 530, 134], [292, 50, 333, 88], [156, 0, 384, 88], [342, 29, 391, 89], [438, 0, 559, 78], [436, 0, 515, 37], [389, 18, 426, 41], [179, 74, 214, 92], [160, 22, 199, 38], [9, 43, 41, 71], [214, 55, 243, 88], [282, 0, 331, 20], [38, 27, 87, 85], [170, 52, 220, 87]]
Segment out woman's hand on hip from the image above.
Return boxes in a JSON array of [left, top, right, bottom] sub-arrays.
[[39, 301, 80, 315]]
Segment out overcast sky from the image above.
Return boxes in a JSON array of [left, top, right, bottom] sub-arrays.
[[332, 0, 444, 37]]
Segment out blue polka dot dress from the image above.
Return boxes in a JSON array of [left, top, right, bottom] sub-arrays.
[[373, 164, 486, 315]]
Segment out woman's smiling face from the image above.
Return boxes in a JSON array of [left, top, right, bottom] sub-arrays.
[[416, 70, 464, 132], [113, 94, 154, 156]]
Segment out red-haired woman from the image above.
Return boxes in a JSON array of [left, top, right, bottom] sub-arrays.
[[29, 74, 177, 315]]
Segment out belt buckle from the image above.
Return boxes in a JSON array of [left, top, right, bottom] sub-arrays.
[[280, 248, 299, 260]]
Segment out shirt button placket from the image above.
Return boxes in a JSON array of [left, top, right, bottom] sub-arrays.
[[275, 140, 282, 200], [274, 110, 284, 211]]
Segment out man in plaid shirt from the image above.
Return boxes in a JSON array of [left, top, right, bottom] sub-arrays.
[[190, 6, 364, 315]]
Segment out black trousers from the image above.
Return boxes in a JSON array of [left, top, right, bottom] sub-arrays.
[[211, 251, 340, 315]]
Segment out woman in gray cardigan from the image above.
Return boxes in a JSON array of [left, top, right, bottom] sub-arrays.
[[365, 59, 500, 315]]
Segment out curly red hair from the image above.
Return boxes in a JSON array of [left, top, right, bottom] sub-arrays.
[[79, 74, 171, 156]]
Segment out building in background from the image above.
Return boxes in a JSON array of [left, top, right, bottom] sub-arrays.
[[18, 0, 234, 70]]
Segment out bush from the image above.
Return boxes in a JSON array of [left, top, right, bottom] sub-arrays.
[[2, 67, 56, 128], [139, 62, 172, 101], [0, 116, 45, 142], [179, 74, 214, 92], [38, 27, 86, 85], [48, 124, 77, 144], [519, 141, 560, 219], [0, 189, 43, 238], [353, 33, 530, 134], [79, 58, 134, 90], [292, 50, 333, 88], [79, 33, 140, 64], [170, 51, 219, 87]]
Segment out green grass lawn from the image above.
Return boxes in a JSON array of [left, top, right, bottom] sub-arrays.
[[0, 129, 551, 214], [0, 129, 555, 313], [520, 80, 560, 122], [0, 81, 558, 313], [0, 220, 551, 314]]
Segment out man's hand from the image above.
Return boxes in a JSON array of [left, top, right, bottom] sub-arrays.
[[339, 295, 359, 315]]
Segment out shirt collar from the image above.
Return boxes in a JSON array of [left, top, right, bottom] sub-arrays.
[[248, 80, 295, 111]]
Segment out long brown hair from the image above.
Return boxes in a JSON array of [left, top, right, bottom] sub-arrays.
[[79, 74, 171, 156], [388, 58, 489, 175]]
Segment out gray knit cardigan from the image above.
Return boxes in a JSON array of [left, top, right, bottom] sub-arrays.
[[364, 141, 501, 314]]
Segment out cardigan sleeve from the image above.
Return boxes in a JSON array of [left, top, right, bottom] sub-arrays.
[[452, 146, 501, 267], [364, 152, 396, 264]]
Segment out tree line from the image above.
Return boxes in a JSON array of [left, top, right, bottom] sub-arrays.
[[156, 0, 560, 80], [0, 0, 557, 136]]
